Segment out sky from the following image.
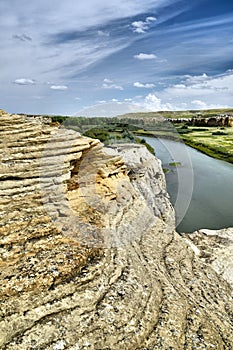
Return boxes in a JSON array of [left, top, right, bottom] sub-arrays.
[[1, 0, 233, 116]]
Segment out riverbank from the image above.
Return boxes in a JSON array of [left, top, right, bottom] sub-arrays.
[[46, 112, 233, 164], [143, 136, 233, 233], [33, 112, 233, 164], [178, 126, 233, 164], [134, 126, 233, 164], [180, 136, 233, 164]]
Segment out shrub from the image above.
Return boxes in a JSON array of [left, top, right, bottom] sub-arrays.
[[212, 131, 227, 135], [83, 128, 110, 142]]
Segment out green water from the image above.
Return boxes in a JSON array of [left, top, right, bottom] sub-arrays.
[[145, 137, 233, 233]]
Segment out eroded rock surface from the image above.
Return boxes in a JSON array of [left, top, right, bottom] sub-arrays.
[[185, 228, 233, 288], [0, 111, 232, 350]]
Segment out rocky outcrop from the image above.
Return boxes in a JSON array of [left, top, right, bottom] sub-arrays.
[[184, 228, 233, 288], [167, 116, 233, 127], [0, 111, 233, 349], [191, 116, 233, 127]]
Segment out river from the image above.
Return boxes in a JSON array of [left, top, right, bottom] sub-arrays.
[[144, 136, 233, 233]]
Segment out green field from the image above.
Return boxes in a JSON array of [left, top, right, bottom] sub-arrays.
[[133, 125, 233, 164], [116, 111, 233, 164], [177, 126, 233, 163]]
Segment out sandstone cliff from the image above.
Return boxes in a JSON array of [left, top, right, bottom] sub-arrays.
[[167, 116, 233, 127], [0, 111, 232, 349]]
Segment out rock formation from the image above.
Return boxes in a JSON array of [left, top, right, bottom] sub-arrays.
[[0, 110, 232, 349], [185, 228, 233, 288], [167, 116, 233, 127]]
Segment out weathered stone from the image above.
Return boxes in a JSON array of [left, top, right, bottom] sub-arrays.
[[185, 227, 233, 288], [0, 112, 232, 349]]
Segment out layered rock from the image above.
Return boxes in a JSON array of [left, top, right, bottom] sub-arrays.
[[185, 228, 233, 288], [167, 116, 233, 127], [0, 111, 233, 349]]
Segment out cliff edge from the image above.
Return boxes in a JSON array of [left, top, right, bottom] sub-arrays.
[[0, 111, 232, 349]]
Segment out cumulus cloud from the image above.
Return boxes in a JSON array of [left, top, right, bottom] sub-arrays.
[[146, 16, 157, 22], [191, 100, 227, 110], [134, 81, 155, 88], [76, 69, 233, 116], [50, 85, 68, 90], [191, 100, 208, 109], [102, 79, 123, 90], [134, 53, 157, 60], [14, 78, 35, 85], [143, 93, 173, 110], [138, 71, 233, 111], [167, 71, 233, 96], [103, 78, 113, 83], [183, 73, 209, 84], [102, 83, 123, 90], [131, 16, 157, 34]]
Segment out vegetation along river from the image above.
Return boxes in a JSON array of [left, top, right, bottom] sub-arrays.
[[144, 136, 233, 233]]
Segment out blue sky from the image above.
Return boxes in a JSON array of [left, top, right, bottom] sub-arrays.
[[0, 0, 233, 116]]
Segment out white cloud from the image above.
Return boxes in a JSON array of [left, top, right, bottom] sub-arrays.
[[102, 83, 123, 90], [14, 78, 35, 85], [134, 53, 157, 60], [167, 71, 233, 96], [76, 69, 233, 116], [97, 30, 109, 37], [184, 73, 209, 84], [134, 81, 155, 88], [191, 100, 227, 110], [102, 79, 123, 90], [140, 71, 233, 111], [131, 16, 157, 33], [0, 0, 164, 102], [191, 100, 208, 109], [173, 84, 186, 89], [50, 85, 68, 90], [146, 16, 157, 22], [2, 1, 233, 115], [143, 93, 173, 110], [76, 101, 145, 117], [131, 21, 148, 34]]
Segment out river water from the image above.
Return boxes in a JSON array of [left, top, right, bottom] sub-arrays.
[[144, 137, 233, 233]]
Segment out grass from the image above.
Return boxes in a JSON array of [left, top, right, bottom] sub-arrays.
[[169, 162, 182, 167], [39, 112, 233, 164], [133, 124, 233, 164], [81, 126, 155, 155], [179, 126, 233, 163], [133, 128, 181, 141]]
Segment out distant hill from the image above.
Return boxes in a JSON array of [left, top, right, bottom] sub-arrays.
[[117, 108, 233, 120]]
